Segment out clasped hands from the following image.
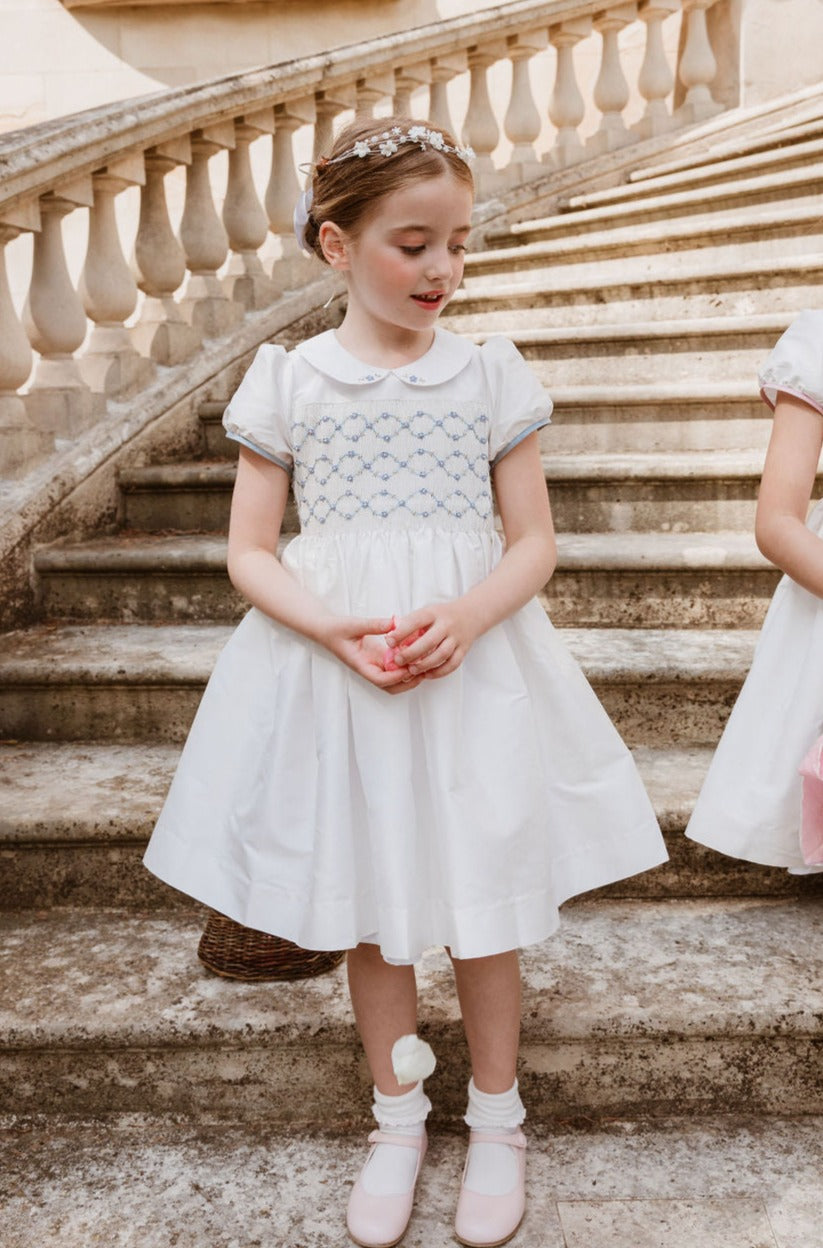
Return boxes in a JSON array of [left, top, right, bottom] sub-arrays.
[[322, 601, 480, 694]]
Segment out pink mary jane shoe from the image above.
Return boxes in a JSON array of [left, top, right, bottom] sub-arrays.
[[454, 1129, 527, 1248], [346, 1128, 428, 1248]]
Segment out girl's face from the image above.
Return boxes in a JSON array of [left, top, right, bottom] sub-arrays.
[[334, 172, 473, 344]]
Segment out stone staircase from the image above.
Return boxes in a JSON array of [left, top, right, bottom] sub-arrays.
[[3, 102, 823, 1246]]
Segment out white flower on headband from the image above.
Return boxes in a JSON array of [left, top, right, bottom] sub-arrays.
[[391, 1034, 437, 1084], [324, 126, 476, 168]]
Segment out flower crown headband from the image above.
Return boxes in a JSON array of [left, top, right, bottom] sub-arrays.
[[293, 124, 476, 256]]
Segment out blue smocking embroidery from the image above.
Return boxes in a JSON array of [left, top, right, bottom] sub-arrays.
[[291, 403, 491, 530]]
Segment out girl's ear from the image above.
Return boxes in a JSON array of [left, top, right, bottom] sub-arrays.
[[319, 221, 350, 270]]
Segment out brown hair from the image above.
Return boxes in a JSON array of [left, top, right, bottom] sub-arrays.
[[303, 115, 475, 264]]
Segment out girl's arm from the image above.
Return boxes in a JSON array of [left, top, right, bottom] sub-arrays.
[[227, 447, 423, 690], [755, 393, 823, 597], [388, 432, 556, 678]]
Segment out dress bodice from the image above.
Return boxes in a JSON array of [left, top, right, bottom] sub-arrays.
[[291, 397, 493, 534]]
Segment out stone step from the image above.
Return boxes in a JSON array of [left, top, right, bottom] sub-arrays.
[[1, 1112, 821, 1248], [199, 400, 235, 458], [546, 447, 821, 533], [1, 899, 821, 1119], [445, 255, 823, 332], [34, 520, 777, 627], [544, 384, 769, 454], [199, 382, 772, 459], [43, 446, 781, 555], [503, 325, 781, 389], [2, 741, 820, 911], [473, 206, 822, 280], [628, 111, 823, 183], [0, 623, 757, 745], [547, 532, 777, 629], [549, 159, 823, 236], [559, 134, 823, 211], [34, 534, 246, 622]]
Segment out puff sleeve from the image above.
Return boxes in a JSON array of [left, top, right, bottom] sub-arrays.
[[758, 310, 823, 417], [480, 335, 553, 466], [222, 344, 294, 472]]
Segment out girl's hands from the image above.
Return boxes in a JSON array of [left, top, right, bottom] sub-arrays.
[[385, 601, 481, 680], [319, 615, 425, 694]]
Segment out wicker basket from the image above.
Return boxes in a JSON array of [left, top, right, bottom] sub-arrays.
[[197, 912, 346, 981]]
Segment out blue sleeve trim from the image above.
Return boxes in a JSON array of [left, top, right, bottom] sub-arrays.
[[226, 431, 293, 475], [490, 416, 551, 468]]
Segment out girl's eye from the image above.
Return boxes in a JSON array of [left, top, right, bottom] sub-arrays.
[[400, 245, 425, 255], [450, 244, 468, 255]]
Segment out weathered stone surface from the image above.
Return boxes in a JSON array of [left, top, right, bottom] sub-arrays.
[[0, 900, 820, 1118], [0, 624, 758, 744], [1, 1114, 823, 1248], [2, 742, 820, 909]]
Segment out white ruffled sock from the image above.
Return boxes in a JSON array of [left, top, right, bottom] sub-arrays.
[[463, 1078, 526, 1196], [360, 1081, 430, 1197]]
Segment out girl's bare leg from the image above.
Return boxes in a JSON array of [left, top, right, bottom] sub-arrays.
[[450, 949, 521, 1091], [347, 941, 419, 1093]]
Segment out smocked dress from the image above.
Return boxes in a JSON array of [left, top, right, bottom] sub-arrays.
[[687, 310, 823, 870], [144, 328, 667, 962]]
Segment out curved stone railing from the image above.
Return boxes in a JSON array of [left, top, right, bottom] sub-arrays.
[[0, 0, 729, 478]]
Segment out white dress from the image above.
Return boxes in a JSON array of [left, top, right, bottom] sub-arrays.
[[144, 328, 666, 962], [687, 310, 823, 870]]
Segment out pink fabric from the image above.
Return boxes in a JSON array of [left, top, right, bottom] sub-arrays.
[[798, 735, 823, 865]]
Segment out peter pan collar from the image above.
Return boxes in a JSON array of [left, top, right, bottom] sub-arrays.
[[294, 328, 474, 386]]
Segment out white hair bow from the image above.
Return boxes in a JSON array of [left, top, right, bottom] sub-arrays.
[[293, 187, 314, 256]]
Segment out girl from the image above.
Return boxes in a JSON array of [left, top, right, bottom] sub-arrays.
[[144, 116, 666, 1248], [687, 310, 823, 872]]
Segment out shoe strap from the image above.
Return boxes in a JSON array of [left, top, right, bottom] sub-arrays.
[[468, 1128, 527, 1149], [368, 1128, 426, 1151]]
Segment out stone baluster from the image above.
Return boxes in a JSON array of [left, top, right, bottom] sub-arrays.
[[634, 0, 680, 137], [23, 181, 105, 439], [588, 4, 638, 154], [463, 43, 505, 178], [503, 30, 547, 181], [266, 99, 317, 293], [394, 62, 431, 117], [132, 139, 201, 365], [428, 52, 467, 137], [677, 0, 722, 122], [223, 110, 276, 310], [0, 209, 49, 475], [356, 71, 394, 118], [178, 123, 244, 339], [546, 18, 592, 167], [79, 156, 155, 398], [312, 85, 356, 162]]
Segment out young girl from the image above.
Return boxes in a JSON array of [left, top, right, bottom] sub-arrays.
[[144, 116, 666, 1248], [687, 310, 823, 872]]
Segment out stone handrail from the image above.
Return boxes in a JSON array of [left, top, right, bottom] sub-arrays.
[[0, 0, 727, 477]]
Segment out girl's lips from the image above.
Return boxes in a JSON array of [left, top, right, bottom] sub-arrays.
[[411, 292, 444, 306]]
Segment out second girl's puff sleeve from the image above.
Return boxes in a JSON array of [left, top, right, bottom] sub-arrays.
[[758, 310, 823, 417], [480, 335, 553, 466], [222, 345, 294, 473]]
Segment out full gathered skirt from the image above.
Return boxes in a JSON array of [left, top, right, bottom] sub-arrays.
[[145, 527, 666, 961], [687, 501, 823, 870]]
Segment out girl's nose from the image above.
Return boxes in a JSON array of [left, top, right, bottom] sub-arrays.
[[425, 248, 452, 281]]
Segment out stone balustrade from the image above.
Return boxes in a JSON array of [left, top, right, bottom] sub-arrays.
[[0, 0, 729, 478]]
